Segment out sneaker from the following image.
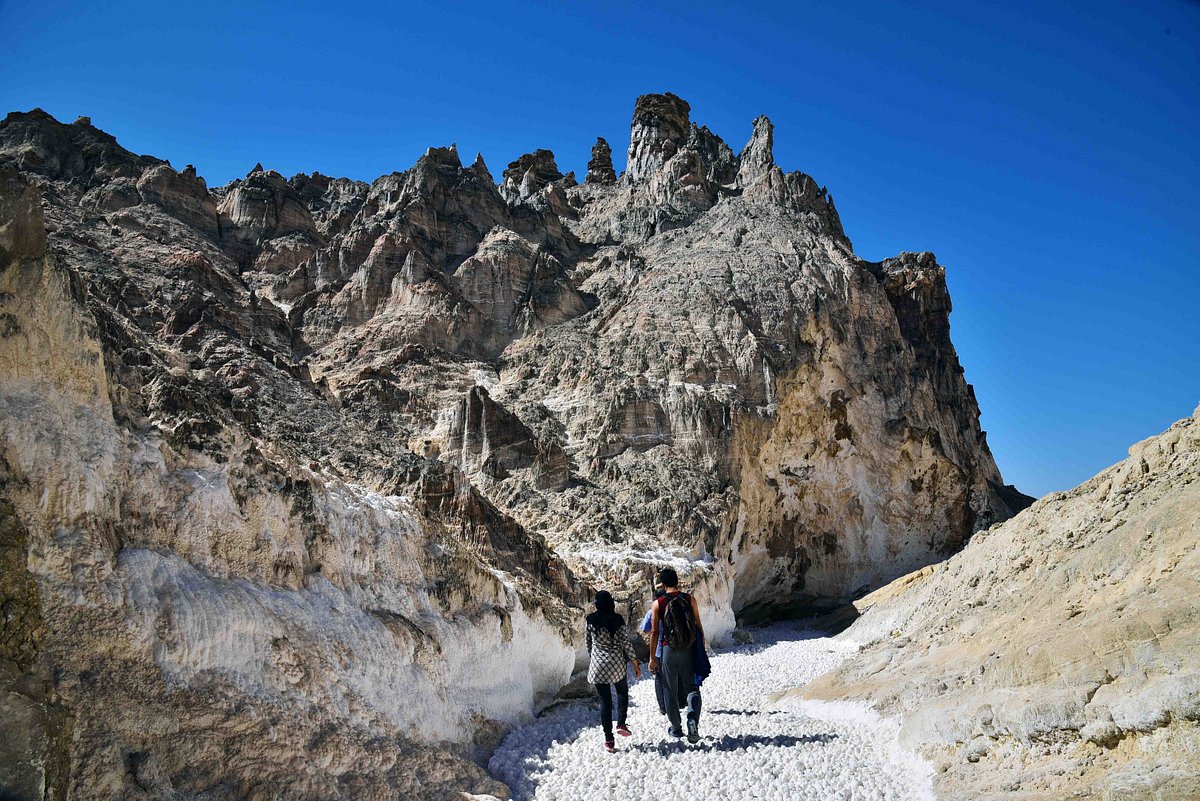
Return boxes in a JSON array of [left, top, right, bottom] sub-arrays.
[[687, 719, 699, 743], [616, 724, 632, 737], [604, 740, 615, 753], [667, 726, 683, 738]]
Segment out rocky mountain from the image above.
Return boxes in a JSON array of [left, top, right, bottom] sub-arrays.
[[0, 94, 1028, 799], [800, 407, 1200, 799]]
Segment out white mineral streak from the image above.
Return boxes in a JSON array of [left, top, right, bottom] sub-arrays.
[[268, 297, 294, 315], [490, 626, 934, 801], [115, 477, 574, 742]]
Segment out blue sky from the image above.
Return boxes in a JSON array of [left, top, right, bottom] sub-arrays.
[[2, 0, 1197, 497]]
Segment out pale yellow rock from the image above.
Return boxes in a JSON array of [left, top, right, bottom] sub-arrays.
[[802, 407, 1200, 799]]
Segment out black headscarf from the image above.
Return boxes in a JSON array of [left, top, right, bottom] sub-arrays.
[[586, 590, 625, 635]]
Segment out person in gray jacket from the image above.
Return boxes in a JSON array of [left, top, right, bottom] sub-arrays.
[[586, 590, 641, 752]]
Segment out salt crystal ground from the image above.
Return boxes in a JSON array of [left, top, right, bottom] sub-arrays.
[[489, 626, 935, 801]]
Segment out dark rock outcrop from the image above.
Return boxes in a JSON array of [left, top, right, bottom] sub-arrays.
[[585, 137, 616, 184], [737, 115, 774, 187], [625, 92, 693, 182], [500, 149, 564, 203]]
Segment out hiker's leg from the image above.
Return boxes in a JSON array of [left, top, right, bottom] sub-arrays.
[[661, 648, 684, 734], [654, 670, 667, 714], [615, 678, 629, 726], [594, 683, 614, 740], [686, 683, 702, 725]]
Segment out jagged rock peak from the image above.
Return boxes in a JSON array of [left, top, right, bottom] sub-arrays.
[[421, 143, 462, 168], [471, 151, 493, 183], [0, 108, 148, 182], [219, 166, 316, 240], [626, 92, 692, 182], [586, 137, 616, 184], [737, 114, 774, 187], [396, 144, 480, 198], [500, 148, 564, 203]]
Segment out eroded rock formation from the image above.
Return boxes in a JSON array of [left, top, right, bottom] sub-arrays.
[[0, 136, 576, 800], [585, 137, 616, 185], [0, 95, 1028, 798]]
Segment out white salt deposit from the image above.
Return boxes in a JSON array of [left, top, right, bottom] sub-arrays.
[[266, 296, 293, 315], [489, 626, 934, 801]]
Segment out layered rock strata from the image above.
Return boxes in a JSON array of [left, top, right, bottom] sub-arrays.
[[0, 95, 1027, 798], [801, 408, 1200, 800]]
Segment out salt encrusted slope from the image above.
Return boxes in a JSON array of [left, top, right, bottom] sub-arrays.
[[803, 407, 1200, 800], [0, 95, 1028, 799], [0, 134, 575, 800]]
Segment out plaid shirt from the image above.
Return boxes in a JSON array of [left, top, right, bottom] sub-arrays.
[[586, 621, 636, 684]]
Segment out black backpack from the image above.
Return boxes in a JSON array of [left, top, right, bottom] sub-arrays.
[[663, 592, 697, 650]]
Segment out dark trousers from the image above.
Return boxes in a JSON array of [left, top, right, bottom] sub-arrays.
[[594, 678, 629, 740], [654, 670, 668, 714], [662, 645, 702, 734]]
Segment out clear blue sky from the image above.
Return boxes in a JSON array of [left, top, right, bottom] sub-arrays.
[[2, 0, 1197, 497]]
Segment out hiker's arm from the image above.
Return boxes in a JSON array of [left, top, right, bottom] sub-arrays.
[[585, 623, 592, 654], [691, 594, 705, 642], [648, 606, 660, 673]]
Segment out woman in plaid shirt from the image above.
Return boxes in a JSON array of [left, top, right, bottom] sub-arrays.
[[586, 590, 642, 752]]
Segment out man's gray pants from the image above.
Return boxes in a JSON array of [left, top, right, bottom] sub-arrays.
[[661, 644, 702, 734]]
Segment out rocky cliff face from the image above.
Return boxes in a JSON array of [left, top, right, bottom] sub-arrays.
[[800, 407, 1200, 800], [0, 95, 1026, 799]]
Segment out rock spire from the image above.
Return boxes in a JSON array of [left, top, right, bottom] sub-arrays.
[[585, 137, 616, 184]]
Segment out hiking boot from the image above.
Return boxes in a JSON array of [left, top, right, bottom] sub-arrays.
[[687, 719, 699, 743], [667, 726, 683, 738], [604, 740, 615, 753], [616, 723, 632, 737]]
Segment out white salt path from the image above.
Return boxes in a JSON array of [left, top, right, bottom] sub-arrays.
[[489, 626, 934, 801]]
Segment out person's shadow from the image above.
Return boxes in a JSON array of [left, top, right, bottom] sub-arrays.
[[630, 732, 836, 755]]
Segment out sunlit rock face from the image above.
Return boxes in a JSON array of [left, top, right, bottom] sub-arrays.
[[0, 95, 1026, 799], [803, 407, 1200, 800]]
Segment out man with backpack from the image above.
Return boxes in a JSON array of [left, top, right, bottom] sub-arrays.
[[648, 567, 704, 743]]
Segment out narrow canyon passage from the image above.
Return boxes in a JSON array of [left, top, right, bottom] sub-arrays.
[[488, 626, 933, 801]]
